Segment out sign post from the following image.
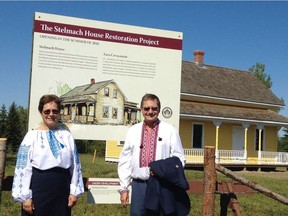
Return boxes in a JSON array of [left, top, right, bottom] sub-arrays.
[[0, 138, 7, 203]]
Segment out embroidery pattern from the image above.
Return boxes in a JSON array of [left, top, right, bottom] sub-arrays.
[[40, 133, 45, 149], [47, 130, 64, 158], [73, 142, 80, 164], [16, 145, 31, 169], [139, 121, 159, 167]]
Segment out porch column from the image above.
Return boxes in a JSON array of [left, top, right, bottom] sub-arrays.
[[257, 124, 264, 164], [213, 120, 222, 163], [94, 102, 97, 118], [86, 102, 89, 122], [242, 123, 250, 163]]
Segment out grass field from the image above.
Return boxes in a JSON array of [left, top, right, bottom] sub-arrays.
[[1, 154, 288, 215]]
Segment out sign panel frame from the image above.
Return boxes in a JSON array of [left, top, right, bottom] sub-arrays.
[[29, 12, 183, 141], [87, 178, 131, 204]]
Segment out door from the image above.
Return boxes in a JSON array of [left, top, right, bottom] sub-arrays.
[[232, 126, 244, 150]]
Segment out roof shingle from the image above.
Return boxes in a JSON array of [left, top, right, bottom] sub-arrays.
[[181, 61, 284, 106]]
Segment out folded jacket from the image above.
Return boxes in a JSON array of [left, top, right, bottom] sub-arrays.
[[144, 157, 191, 216]]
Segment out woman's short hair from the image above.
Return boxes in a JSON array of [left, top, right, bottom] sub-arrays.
[[38, 94, 61, 112]]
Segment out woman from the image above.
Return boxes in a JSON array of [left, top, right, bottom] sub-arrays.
[[12, 94, 84, 216]]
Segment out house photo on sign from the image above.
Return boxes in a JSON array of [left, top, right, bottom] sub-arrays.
[[59, 78, 139, 126], [28, 12, 183, 141]]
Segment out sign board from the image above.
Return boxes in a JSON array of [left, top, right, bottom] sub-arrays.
[[29, 12, 183, 140], [87, 178, 131, 204]]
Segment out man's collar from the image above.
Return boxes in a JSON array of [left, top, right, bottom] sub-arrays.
[[143, 119, 160, 128]]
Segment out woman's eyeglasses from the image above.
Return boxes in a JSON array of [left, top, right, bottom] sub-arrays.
[[42, 109, 60, 115], [143, 107, 158, 112]]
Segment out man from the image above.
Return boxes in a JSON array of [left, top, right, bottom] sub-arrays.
[[117, 93, 185, 216]]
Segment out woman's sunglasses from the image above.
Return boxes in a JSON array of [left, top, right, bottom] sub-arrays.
[[42, 109, 60, 115]]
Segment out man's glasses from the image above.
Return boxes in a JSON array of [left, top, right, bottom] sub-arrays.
[[143, 107, 158, 112], [42, 109, 60, 115]]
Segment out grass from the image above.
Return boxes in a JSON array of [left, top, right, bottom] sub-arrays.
[[1, 154, 288, 215]]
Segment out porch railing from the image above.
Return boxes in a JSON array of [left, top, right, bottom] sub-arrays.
[[184, 148, 288, 166], [217, 150, 246, 164], [260, 151, 288, 165], [184, 148, 204, 164]]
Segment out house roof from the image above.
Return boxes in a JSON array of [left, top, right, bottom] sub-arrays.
[[180, 101, 288, 126], [181, 61, 284, 106], [61, 95, 95, 104], [60, 79, 127, 102], [61, 80, 113, 98], [180, 60, 288, 126]]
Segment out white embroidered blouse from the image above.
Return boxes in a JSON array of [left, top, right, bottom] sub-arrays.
[[12, 129, 84, 202]]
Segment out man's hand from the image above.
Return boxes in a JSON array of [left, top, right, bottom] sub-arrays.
[[68, 194, 78, 208], [22, 199, 34, 215], [120, 191, 129, 208]]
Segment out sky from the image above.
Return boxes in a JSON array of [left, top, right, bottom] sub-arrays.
[[0, 1, 288, 127]]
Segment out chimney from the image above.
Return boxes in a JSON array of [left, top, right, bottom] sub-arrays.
[[90, 78, 95, 85], [193, 50, 205, 66]]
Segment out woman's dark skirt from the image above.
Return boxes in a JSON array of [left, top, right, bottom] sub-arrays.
[[22, 167, 71, 216]]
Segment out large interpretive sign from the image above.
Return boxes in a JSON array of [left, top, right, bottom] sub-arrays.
[[28, 12, 183, 140]]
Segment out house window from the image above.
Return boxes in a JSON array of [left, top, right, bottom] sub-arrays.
[[104, 87, 109, 96], [255, 129, 264, 151], [103, 106, 109, 118], [112, 108, 118, 119], [192, 123, 203, 148], [118, 141, 125, 146], [113, 89, 117, 98]]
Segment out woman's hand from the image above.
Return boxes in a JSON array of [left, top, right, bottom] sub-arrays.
[[68, 194, 78, 208], [22, 199, 34, 215]]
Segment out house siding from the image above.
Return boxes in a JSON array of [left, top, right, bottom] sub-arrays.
[[203, 122, 215, 147], [218, 124, 233, 150], [95, 83, 125, 124], [105, 140, 123, 159], [179, 119, 192, 148], [180, 119, 279, 153]]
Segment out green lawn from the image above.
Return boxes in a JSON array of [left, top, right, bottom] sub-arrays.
[[1, 154, 288, 215]]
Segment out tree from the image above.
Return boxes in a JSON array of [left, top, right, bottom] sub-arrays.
[[249, 63, 272, 89], [0, 104, 8, 138], [284, 127, 288, 137], [278, 128, 288, 152], [6, 102, 23, 153], [249, 63, 285, 113], [17, 105, 28, 138]]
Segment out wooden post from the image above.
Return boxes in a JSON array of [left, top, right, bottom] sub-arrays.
[[0, 138, 7, 203], [92, 149, 97, 164], [202, 146, 216, 216]]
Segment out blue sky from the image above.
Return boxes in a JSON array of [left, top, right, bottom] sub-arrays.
[[1, 1, 288, 123]]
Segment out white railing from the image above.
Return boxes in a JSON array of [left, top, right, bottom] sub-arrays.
[[184, 148, 247, 164], [184, 148, 204, 164], [184, 148, 288, 166], [217, 150, 246, 164], [260, 151, 288, 164]]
